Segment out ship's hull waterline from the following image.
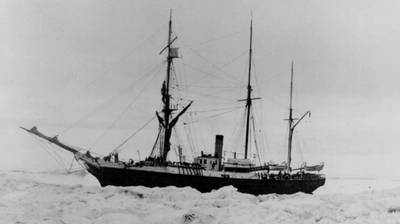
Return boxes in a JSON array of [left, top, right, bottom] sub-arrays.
[[84, 161, 325, 195]]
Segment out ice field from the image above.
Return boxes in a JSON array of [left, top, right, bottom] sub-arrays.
[[1, 170, 400, 224]]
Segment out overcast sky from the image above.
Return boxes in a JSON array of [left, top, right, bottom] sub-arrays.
[[2, 0, 400, 178]]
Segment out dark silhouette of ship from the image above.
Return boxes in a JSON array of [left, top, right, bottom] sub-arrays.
[[21, 11, 325, 195]]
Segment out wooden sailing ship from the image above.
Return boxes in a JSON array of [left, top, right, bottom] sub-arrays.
[[21, 12, 325, 195]]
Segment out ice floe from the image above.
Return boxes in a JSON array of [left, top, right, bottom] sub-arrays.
[[1, 170, 400, 224]]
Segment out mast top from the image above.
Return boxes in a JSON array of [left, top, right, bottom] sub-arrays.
[[289, 60, 294, 112], [169, 9, 172, 27]]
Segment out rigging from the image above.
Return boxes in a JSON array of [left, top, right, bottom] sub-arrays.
[[183, 28, 247, 48], [111, 115, 157, 154], [58, 62, 163, 136], [89, 66, 161, 150]]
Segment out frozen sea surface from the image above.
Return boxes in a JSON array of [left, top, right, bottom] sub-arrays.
[[1, 170, 400, 224]]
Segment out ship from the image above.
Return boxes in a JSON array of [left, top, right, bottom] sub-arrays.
[[21, 12, 325, 195]]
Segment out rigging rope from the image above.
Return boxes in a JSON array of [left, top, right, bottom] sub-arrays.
[[67, 157, 76, 173], [45, 22, 164, 131], [251, 109, 262, 165], [183, 28, 247, 47], [89, 65, 161, 150], [184, 88, 238, 103], [184, 106, 242, 125], [226, 106, 247, 157], [250, 53, 270, 158], [182, 62, 239, 86], [30, 135, 70, 171], [111, 115, 156, 154], [182, 48, 248, 86], [79, 25, 165, 91], [181, 84, 242, 89], [172, 128, 183, 160], [150, 125, 162, 158], [181, 43, 243, 85], [226, 109, 244, 152], [183, 121, 197, 159], [250, 49, 269, 165], [58, 62, 163, 136], [190, 106, 243, 113], [42, 140, 69, 167]]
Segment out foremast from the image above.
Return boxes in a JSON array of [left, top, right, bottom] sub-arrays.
[[155, 10, 192, 162], [286, 61, 311, 172]]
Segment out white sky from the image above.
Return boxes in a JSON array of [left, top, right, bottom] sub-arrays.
[[2, 0, 400, 178]]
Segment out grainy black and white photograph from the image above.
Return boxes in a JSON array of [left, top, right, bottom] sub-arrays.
[[2, 0, 400, 223]]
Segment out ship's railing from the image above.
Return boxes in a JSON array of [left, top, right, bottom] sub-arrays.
[[250, 165, 323, 173], [256, 172, 324, 181], [249, 165, 286, 172]]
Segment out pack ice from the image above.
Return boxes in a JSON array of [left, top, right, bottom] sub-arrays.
[[1, 170, 400, 224]]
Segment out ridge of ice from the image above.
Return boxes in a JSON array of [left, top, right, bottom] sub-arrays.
[[1, 170, 400, 224]]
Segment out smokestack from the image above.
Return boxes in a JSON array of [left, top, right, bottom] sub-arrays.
[[214, 135, 223, 158], [214, 135, 223, 170]]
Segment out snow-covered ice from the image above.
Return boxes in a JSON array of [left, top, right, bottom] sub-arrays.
[[1, 170, 400, 224]]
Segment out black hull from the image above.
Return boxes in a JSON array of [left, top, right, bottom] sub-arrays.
[[84, 162, 325, 195]]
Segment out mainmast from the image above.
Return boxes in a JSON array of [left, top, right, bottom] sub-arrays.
[[243, 19, 253, 159]]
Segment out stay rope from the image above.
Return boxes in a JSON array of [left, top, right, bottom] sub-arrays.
[[58, 62, 163, 136], [88, 65, 161, 150], [251, 109, 262, 165], [30, 135, 70, 171], [111, 115, 156, 154]]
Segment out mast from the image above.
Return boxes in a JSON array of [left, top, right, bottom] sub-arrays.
[[162, 10, 173, 160], [244, 19, 253, 159], [286, 61, 311, 172], [287, 61, 294, 171], [156, 10, 192, 162]]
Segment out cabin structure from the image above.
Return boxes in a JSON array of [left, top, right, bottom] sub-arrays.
[[223, 158, 254, 173], [194, 135, 223, 171]]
